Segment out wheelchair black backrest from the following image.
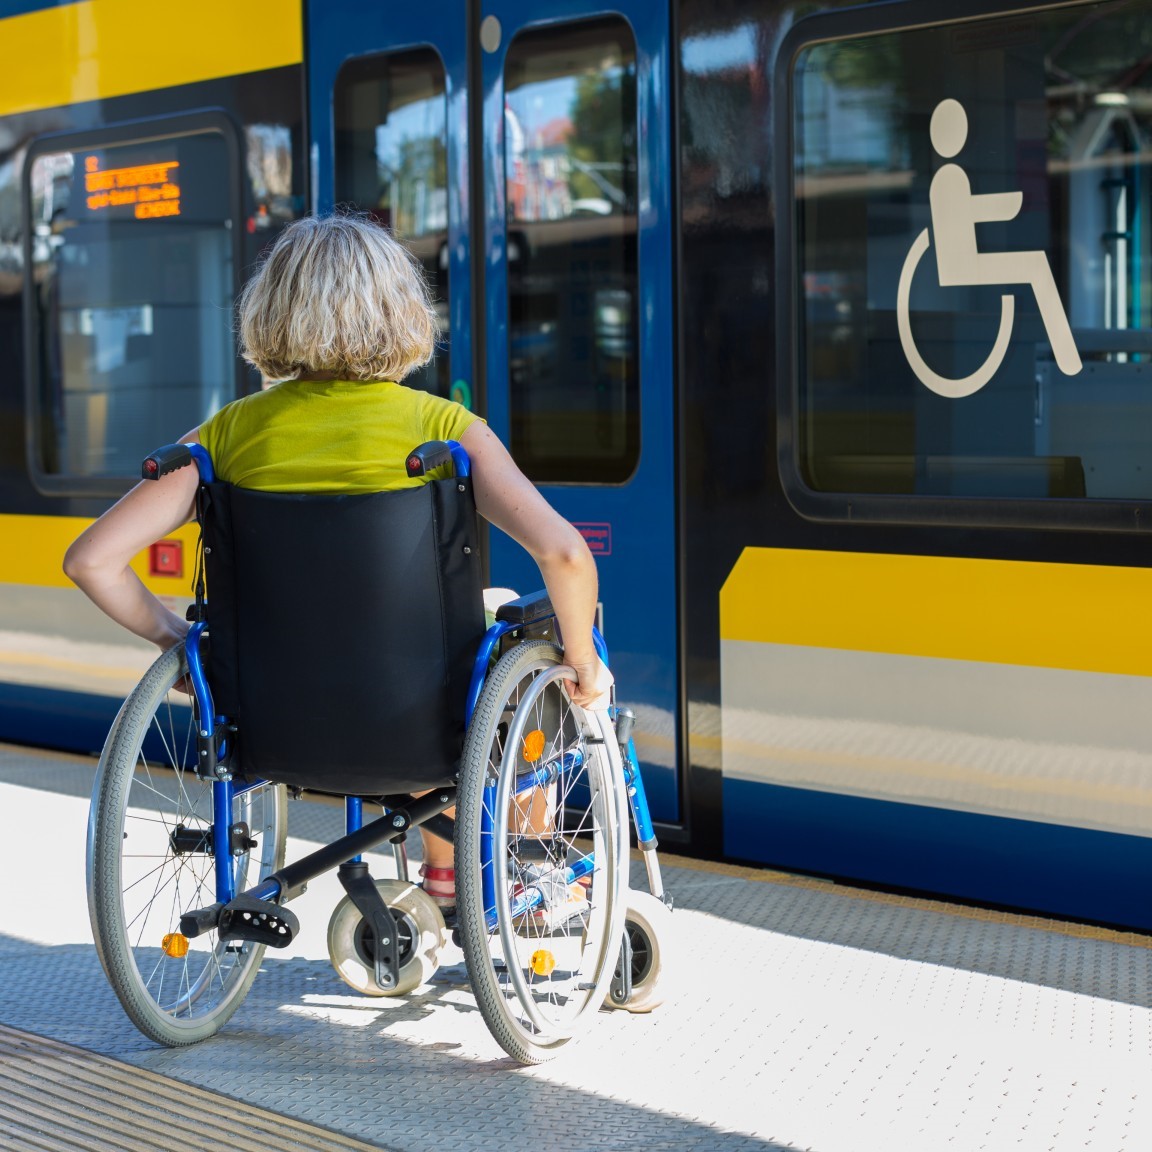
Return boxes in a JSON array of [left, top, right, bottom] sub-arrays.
[[200, 476, 485, 795]]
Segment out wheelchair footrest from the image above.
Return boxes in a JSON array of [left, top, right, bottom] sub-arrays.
[[179, 895, 300, 948], [218, 894, 300, 947]]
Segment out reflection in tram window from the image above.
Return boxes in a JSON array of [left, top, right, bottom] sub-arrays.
[[504, 18, 638, 484], [245, 124, 296, 232], [790, 4, 1152, 504], [335, 50, 450, 400], [26, 129, 236, 486]]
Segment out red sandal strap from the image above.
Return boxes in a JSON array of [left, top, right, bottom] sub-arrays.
[[419, 864, 456, 903]]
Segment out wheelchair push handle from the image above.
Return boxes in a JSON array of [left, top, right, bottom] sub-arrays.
[[141, 443, 215, 483], [143, 440, 463, 484], [141, 444, 193, 480], [405, 439, 470, 479]]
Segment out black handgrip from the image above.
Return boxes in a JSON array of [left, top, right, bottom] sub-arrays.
[[142, 444, 194, 481], [405, 440, 453, 478]]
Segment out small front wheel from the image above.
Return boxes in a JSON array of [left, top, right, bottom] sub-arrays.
[[327, 879, 447, 996], [607, 890, 672, 1014]]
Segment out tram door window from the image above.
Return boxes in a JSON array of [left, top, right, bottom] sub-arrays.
[[24, 122, 239, 492], [786, 2, 1152, 512], [310, 2, 676, 820], [503, 19, 639, 484], [334, 50, 450, 400]]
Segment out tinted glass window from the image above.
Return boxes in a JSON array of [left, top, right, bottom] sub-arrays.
[[791, 2, 1152, 503], [505, 18, 639, 483], [26, 127, 237, 487], [335, 49, 449, 401]]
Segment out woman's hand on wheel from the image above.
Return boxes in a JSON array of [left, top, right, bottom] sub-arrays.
[[563, 654, 614, 711]]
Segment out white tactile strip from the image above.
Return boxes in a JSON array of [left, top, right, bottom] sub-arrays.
[[0, 742, 1149, 1152]]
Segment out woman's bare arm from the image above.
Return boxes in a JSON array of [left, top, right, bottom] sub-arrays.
[[63, 431, 202, 651], [462, 421, 613, 709]]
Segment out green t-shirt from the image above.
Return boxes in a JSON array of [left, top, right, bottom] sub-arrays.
[[199, 379, 480, 492]]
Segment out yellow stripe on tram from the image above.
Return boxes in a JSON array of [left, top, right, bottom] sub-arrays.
[[0, 0, 303, 118], [0, 513, 201, 598], [720, 546, 1152, 678]]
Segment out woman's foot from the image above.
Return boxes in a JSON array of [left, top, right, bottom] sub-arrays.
[[513, 864, 589, 934], [419, 864, 456, 919]]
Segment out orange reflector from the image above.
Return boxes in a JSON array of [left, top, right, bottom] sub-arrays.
[[530, 949, 556, 976], [162, 932, 189, 958], [522, 729, 546, 763]]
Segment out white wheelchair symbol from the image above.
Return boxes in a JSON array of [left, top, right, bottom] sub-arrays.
[[897, 98, 1082, 399]]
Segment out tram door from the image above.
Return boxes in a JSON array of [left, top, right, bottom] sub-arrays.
[[308, 3, 679, 823]]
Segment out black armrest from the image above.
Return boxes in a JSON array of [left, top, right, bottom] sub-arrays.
[[494, 590, 554, 626]]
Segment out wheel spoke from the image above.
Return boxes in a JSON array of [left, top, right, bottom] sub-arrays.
[[87, 645, 286, 1044], [456, 641, 627, 1063]]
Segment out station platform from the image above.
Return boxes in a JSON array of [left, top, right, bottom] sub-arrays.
[[1, 739, 1149, 1152]]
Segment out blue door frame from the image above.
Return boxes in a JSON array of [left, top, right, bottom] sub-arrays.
[[307, 0, 474, 404], [478, 1, 679, 821], [307, 1, 679, 822]]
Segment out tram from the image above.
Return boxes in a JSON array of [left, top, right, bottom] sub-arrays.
[[2, 0, 1150, 930]]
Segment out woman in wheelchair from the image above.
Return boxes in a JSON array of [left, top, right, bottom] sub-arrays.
[[64, 213, 666, 1063], [64, 213, 611, 896]]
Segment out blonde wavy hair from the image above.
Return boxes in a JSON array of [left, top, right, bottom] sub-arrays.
[[237, 213, 439, 382]]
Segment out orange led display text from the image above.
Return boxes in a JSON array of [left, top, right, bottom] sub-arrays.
[[84, 155, 181, 219]]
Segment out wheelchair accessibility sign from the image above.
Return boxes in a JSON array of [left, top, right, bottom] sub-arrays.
[[898, 98, 1082, 398]]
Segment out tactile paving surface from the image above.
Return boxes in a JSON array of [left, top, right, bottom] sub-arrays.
[[1, 743, 1149, 1152], [0, 1023, 392, 1152]]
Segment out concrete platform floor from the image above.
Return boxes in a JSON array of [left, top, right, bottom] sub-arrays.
[[1, 742, 1149, 1152]]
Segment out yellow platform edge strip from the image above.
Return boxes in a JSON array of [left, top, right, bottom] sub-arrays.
[[721, 546, 1152, 678], [1, 0, 303, 117], [0, 512, 200, 598]]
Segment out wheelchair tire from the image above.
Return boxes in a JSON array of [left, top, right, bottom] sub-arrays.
[[607, 890, 672, 1014], [326, 879, 447, 996], [87, 645, 287, 1046], [455, 640, 628, 1064]]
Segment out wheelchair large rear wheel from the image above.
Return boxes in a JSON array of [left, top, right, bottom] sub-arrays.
[[455, 640, 628, 1063], [87, 644, 287, 1045]]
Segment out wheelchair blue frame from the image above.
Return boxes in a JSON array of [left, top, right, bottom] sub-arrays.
[[167, 440, 660, 921]]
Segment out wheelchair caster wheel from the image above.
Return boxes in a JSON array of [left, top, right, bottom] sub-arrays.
[[327, 879, 447, 996], [606, 890, 671, 1014]]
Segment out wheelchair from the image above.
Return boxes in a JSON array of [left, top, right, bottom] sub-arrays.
[[85, 439, 670, 1064]]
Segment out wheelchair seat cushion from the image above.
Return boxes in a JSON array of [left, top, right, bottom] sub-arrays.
[[201, 477, 485, 795]]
